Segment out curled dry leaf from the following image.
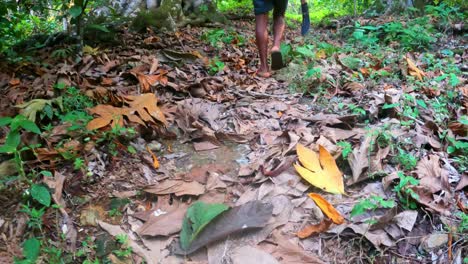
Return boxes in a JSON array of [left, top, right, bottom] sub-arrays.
[[308, 193, 344, 225], [294, 144, 345, 194], [132, 71, 168, 93], [405, 56, 425, 81], [146, 146, 160, 169], [297, 218, 332, 239]]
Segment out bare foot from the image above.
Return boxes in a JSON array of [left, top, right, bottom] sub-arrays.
[[271, 46, 280, 52], [256, 69, 271, 78]]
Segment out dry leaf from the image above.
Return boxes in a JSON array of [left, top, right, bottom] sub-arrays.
[[175, 201, 273, 255], [86, 93, 167, 130], [415, 155, 450, 193], [86, 104, 126, 130], [9, 78, 20, 86], [348, 136, 372, 184], [272, 231, 326, 264], [294, 144, 345, 194], [308, 193, 344, 225], [406, 56, 425, 81], [144, 180, 205, 196], [132, 71, 168, 93], [124, 93, 167, 126], [297, 219, 332, 238], [146, 146, 160, 169], [137, 204, 189, 236]]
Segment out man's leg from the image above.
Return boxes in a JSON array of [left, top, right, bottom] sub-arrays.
[[271, 14, 285, 52], [301, 0, 310, 36], [255, 13, 270, 76]]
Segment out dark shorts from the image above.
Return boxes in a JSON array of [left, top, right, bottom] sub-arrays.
[[253, 0, 288, 16]]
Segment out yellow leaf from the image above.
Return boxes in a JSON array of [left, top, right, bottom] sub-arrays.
[[308, 193, 344, 224], [406, 56, 425, 81], [146, 146, 160, 169], [83, 45, 99, 56], [294, 144, 345, 194]]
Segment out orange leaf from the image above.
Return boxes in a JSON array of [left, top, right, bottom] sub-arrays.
[[9, 78, 20, 86], [297, 219, 332, 239], [146, 146, 160, 169], [86, 94, 166, 130], [124, 93, 167, 126], [86, 105, 125, 130], [308, 193, 344, 224]]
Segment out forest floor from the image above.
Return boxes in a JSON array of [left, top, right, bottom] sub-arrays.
[[0, 13, 467, 264]]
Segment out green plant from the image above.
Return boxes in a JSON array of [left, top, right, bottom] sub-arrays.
[[455, 212, 468, 233], [15, 237, 41, 264], [207, 57, 225, 75], [395, 148, 418, 170], [113, 234, 132, 259], [77, 236, 99, 263], [337, 141, 352, 159], [59, 86, 96, 112], [20, 204, 45, 231], [351, 195, 395, 218], [393, 171, 420, 209], [201, 28, 245, 49], [0, 115, 42, 179], [95, 125, 137, 156], [51, 46, 75, 59]]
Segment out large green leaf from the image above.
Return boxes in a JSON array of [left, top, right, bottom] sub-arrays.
[[5, 130, 21, 149], [31, 184, 51, 207], [22, 237, 40, 261], [179, 202, 229, 250], [0, 117, 12, 127], [69, 6, 82, 18], [20, 120, 41, 134]]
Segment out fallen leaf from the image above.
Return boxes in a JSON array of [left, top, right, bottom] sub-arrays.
[[146, 146, 160, 169], [86, 104, 126, 130], [16, 97, 63, 122], [297, 219, 332, 238], [87, 93, 166, 130], [144, 180, 205, 196], [9, 78, 20, 86], [394, 210, 418, 232], [231, 246, 280, 264], [415, 154, 450, 193], [272, 231, 325, 264], [179, 202, 229, 251], [308, 193, 344, 224], [132, 71, 168, 93], [137, 204, 189, 237], [348, 136, 372, 185], [412, 186, 451, 216], [176, 201, 273, 255], [124, 93, 167, 126], [294, 144, 345, 194], [329, 223, 394, 248], [406, 56, 425, 81]]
